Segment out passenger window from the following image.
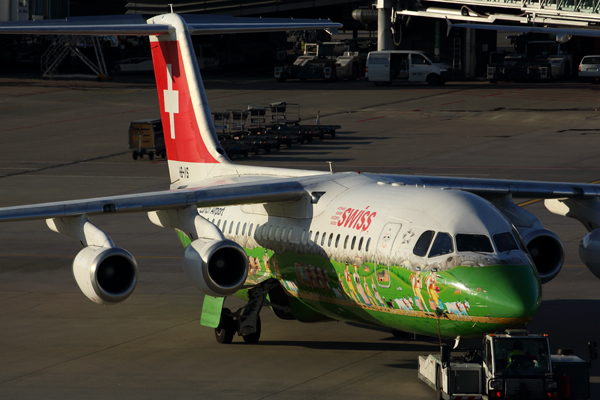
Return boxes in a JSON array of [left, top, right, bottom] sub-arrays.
[[335, 234, 340, 248], [328, 233, 333, 247], [366, 237, 371, 252], [255, 225, 262, 239], [456, 234, 494, 253], [321, 233, 326, 246], [358, 237, 364, 251], [314, 232, 320, 245], [351, 236, 356, 250], [288, 228, 293, 242], [428, 232, 454, 258], [229, 222, 233, 235], [309, 230, 313, 243], [281, 227, 287, 242], [275, 226, 280, 241], [413, 230, 435, 257], [242, 223, 247, 236], [248, 223, 253, 237], [217, 219, 221, 228], [267, 225, 273, 239], [236, 222, 240, 235], [344, 235, 349, 249], [301, 230, 306, 244], [493, 232, 519, 253]]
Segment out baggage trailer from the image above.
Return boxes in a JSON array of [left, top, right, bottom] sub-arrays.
[[418, 330, 596, 400], [128, 118, 166, 161]]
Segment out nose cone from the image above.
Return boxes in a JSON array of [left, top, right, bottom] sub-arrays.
[[486, 264, 542, 322]]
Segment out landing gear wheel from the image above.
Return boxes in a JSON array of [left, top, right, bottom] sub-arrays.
[[215, 308, 236, 344], [132, 151, 138, 160], [242, 315, 261, 344]]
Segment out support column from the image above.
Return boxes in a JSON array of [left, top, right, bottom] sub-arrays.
[[377, 0, 393, 51]]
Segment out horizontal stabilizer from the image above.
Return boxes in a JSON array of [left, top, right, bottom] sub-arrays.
[[0, 13, 342, 36]]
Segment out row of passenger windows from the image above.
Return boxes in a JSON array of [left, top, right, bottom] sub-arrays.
[[210, 217, 372, 252], [413, 229, 524, 258], [211, 217, 524, 259]]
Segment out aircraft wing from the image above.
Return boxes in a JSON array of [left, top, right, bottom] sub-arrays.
[[372, 174, 600, 198], [0, 179, 305, 223], [0, 14, 341, 36]]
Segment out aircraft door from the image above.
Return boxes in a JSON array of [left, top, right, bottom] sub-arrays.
[[375, 223, 402, 288], [367, 52, 391, 82], [409, 53, 432, 82]]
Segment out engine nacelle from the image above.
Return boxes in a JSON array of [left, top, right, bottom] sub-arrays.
[[182, 239, 249, 297], [73, 246, 138, 305], [521, 229, 564, 284], [579, 228, 600, 280]]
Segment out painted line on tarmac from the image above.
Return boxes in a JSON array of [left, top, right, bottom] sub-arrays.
[[441, 100, 466, 106], [481, 93, 503, 98], [356, 116, 385, 122], [0, 106, 156, 133]]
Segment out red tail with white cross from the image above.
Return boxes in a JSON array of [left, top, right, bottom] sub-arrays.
[[149, 16, 231, 183]]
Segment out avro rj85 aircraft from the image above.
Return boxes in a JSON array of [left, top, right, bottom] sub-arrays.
[[1, 13, 600, 344]]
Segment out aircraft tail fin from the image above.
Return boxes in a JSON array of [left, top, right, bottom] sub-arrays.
[[149, 14, 230, 185]]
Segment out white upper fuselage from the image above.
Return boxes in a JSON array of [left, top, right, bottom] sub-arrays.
[[196, 172, 531, 271]]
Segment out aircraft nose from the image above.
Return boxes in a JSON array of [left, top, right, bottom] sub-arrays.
[[486, 265, 542, 321]]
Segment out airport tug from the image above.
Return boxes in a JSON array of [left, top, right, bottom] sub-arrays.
[[418, 330, 597, 399]]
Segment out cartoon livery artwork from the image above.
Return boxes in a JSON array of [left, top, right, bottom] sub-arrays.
[[2, 13, 600, 345]]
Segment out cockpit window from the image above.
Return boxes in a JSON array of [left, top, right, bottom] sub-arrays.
[[429, 232, 454, 257], [413, 230, 434, 257], [512, 228, 528, 253], [493, 232, 519, 253], [456, 234, 494, 253]]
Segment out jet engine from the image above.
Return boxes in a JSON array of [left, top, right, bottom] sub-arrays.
[[579, 228, 600, 279], [520, 229, 564, 284], [72, 246, 138, 305], [182, 239, 249, 297]]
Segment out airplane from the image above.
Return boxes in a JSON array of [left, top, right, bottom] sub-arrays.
[[1, 12, 600, 345]]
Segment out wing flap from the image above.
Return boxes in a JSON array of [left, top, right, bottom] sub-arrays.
[[0, 180, 305, 222]]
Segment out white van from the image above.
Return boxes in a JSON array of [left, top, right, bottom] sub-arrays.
[[366, 50, 451, 86]]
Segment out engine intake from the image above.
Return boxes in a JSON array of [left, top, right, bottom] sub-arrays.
[[579, 228, 600, 280], [73, 246, 138, 305], [522, 229, 564, 284], [182, 239, 248, 297]]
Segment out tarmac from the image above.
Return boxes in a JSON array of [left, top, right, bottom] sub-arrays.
[[0, 73, 599, 399]]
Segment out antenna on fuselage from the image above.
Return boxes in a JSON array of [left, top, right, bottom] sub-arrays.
[[326, 161, 333, 173], [168, 3, 174, 13]]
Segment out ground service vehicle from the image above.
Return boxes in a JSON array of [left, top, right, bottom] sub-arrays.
[[366, 50, 451, 86], [487, 36, 572, 83], [578, 55, 600, 82], [128, 118, 165, 160], [274, 42, 361, 82], [418, 330, 595, 400]]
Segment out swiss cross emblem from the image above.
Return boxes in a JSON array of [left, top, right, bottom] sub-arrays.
[[164, 64, 179, 139]]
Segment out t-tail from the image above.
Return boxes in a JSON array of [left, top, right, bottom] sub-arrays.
[[148, 14, 233, 185]]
